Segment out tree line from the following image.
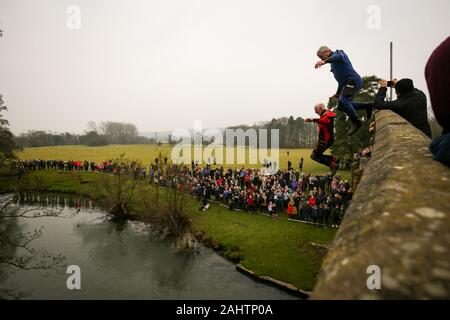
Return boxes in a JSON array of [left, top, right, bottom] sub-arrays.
[[14, 121, 155, 147], [226, 116, 318, 149]]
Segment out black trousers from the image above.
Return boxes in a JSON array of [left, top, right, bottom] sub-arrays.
[[311, 139, 337, 169]]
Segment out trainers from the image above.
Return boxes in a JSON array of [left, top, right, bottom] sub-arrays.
[[348, 120, 362, 136], [330, 160, 340, 177]]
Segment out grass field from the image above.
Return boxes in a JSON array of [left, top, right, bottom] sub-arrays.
[[0, 170, 336, 291], [15, 144, 349, 178]]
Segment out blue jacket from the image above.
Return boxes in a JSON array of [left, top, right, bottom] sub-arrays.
[[326, 50, 362, 91]]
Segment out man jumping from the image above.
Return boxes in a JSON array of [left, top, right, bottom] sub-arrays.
[[315, 46, 373, 136], [305, 103, 339, 175]]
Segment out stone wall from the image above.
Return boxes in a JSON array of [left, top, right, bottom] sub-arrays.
[[311, 110, 450, 299]]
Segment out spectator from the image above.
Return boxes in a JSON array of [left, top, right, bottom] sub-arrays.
[[425, 37, 450, 167], [268, 201, 277, 220], [287, 200, 296, 218], [373, 78, 432, 138]]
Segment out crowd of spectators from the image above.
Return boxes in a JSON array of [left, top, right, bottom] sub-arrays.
[[15, 158, 353, 227], [150, 161, 352, 227]]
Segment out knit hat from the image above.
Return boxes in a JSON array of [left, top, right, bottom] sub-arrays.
[[395, 78, 414, 96], [425, 37, 450, 132]]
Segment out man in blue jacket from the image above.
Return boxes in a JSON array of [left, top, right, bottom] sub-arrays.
[[315, 46, 373, 135]]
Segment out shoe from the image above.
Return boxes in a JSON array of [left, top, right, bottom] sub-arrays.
[[348, 120, 362, 136], [366, 106, 373, 119], [330, 160, 340, 177]]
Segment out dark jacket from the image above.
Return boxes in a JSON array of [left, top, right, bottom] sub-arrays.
[[374, 87, 432, 138]]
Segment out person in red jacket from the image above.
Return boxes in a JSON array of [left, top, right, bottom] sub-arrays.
[[247, 193, 255, 211], [305, 103, 340, 176]]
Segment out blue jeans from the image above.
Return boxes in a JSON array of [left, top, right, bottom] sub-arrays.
[[338, 79, 373, 123], [430, 133, 450, 167]]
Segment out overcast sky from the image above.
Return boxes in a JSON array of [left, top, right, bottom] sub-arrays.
[[1, 0, 449, 135]]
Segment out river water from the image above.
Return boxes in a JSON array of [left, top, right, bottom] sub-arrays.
[[0, 194, 298, 299]]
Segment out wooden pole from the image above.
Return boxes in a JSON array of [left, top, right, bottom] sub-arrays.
[[390, 42, 393, 101]]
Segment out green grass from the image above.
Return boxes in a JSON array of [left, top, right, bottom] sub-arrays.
[[15, 144, 349, 177], [0, 170, 337, 291], [191, 205, 335, 290]]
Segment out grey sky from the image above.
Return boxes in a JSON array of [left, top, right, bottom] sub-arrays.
[[1, 0, 449, 135]]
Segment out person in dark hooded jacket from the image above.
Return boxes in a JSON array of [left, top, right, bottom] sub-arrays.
[[373, 78, 432, 138]]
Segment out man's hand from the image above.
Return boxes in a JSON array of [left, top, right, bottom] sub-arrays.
[[304, 118, 313, 123], [315, 60, 326, 69], [330, 93, 339, 100], [380, 79, 388, 88], [369, 121, 376, 134]]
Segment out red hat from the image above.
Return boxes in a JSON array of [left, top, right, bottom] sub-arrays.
[[425, 37, 450, 132]]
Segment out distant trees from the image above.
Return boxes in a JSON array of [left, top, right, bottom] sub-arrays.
[[227, 116, 317, 148], [14, 121, 153, 147], [79, 131, 109, 146], [96, 121, 139, 144], [14, 131, 80, 147]]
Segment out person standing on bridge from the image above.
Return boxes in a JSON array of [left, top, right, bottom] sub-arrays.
[[305, 103, 339, 176], [373, 78, 432, 138], [315, 46, 373, 136]]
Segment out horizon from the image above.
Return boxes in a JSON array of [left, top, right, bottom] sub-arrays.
[[1, 0, 449, 135]]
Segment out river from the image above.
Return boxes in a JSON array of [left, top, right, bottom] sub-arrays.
[[0, 193, 299, 299]]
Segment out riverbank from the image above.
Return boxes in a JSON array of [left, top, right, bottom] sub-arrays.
[[0, 170, 336, 291]]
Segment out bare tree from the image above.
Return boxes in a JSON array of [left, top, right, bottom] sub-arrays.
[[86, 121, 98, 133], [0, 178, 78, 298], [140, 161, 192, 241], [96, 154, 139, 220], [97, 121, 139, 144], [0, 196, 67, 299]]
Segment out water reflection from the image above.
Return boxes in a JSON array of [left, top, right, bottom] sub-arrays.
[[16, 193, 95, 211]]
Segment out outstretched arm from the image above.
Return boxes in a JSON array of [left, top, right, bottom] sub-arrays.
[[314, 117, 331, 125], [324, 51, 344, 64], [305, 117, 331, 125], [315, 51, 343, 69], [374, 87, 406, 112]]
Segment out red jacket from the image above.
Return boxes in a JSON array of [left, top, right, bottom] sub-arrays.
[[314, 110, 336, 143]]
